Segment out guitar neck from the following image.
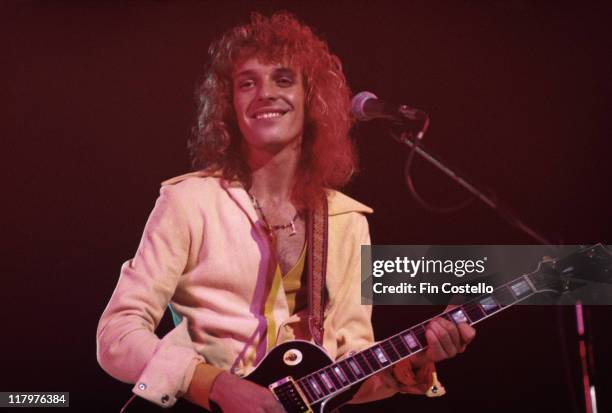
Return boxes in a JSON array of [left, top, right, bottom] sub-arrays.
[[295, 272, 543, 404]]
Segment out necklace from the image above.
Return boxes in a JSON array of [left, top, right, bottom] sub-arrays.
[[249, 193, 299, 236]]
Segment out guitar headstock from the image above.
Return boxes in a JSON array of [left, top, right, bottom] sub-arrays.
[[528, 244, 612, 301]]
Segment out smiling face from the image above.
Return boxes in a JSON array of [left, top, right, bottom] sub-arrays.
[[232, 57, 305, 156]]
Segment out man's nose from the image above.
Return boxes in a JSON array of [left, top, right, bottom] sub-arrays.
[[257, 80, 278, 100]]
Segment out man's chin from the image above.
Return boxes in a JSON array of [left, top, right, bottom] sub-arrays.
[[245, 132, 302, 150]]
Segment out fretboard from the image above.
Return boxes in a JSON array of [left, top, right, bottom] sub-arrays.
[[295, 272, 543, 404]]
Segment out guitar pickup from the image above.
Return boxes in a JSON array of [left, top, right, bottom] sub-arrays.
[[269, 376, 313, 413]]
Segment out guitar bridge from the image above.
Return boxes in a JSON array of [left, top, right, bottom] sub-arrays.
[[269, 376, 313, 413]]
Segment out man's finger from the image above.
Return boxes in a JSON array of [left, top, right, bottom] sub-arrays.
[[430, 320, 457, 358], [425, 327, 446, 361], [438, 317, 461, 350], [458, 323, 476, 352]]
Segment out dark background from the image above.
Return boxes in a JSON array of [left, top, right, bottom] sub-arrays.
[[6, 1, 612, 412]]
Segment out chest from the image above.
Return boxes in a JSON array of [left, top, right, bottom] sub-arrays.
[[271, 218, 306, 275]]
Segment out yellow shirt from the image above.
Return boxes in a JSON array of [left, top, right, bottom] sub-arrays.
[[264, 245, 307, 350]]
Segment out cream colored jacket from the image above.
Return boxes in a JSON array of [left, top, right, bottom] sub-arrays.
[[96, 172, 402, 408]]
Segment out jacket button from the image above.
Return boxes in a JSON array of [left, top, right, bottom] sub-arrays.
[[138, 383, 147, 391], [161, 395, 169, 404]]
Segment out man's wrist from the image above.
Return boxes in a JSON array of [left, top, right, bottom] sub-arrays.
[[185, 363, 225, 410]]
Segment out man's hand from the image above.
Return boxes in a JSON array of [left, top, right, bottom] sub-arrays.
[[390, 315, 475, 395], [209, 371, 285, 413], [411, 316, 476, 369]]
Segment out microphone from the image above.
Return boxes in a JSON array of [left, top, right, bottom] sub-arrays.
[[351, 91, 428, 123]]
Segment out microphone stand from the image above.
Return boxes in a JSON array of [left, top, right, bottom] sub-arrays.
[[393, 126, 552, 245], [392, 120, 598, 413]]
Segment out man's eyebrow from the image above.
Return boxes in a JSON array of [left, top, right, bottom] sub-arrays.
[[273, 67, 296, 77], [233, 67, 297, 79], [233, 69, 256, 79]]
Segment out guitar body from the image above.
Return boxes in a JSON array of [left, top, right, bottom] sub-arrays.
[[214, 340, 360, 413]]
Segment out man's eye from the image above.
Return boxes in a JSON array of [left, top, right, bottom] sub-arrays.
[[238, 80, 255, 89], [277, 77, 294, 86]]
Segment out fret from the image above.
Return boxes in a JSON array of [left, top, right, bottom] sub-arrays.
[[412, 325, 427, 347], [363, 349, 381, 371], [401, 330, 422, 351], [478, 295, 500, 313], [463, 301, 487, 322], [493, 286, 515, 307], [372, 345, 391, 366], [347, 357, 364, 377], [298, 379, 315, 403], [509, 277, 533, 299], [338, 360, 357, 382], [356, 352, 374, 374], [332, 364, 350, 385], [381, 340, 401, 361], [313, 374, 329, 396], [449, 307, 470, 324], [325, 366, 342, 389], [319, 370, 336, 392], [307, 375, 324, 398], [391, 334, 410, 356]]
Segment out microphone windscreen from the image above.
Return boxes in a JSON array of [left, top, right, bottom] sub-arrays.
[[351, 91, 378, 120]]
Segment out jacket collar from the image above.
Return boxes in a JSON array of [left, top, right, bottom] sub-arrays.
[[221, 179, 260, 225], [326, 190, 373, 216], [161, 170, 373, 217], [162, 170, 260, 224]]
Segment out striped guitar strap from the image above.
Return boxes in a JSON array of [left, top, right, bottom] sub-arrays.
[[306, 193, 328, 346]]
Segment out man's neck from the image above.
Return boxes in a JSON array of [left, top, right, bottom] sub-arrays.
[[246, 141, 300, 205]]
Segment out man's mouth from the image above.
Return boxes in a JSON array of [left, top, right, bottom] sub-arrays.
[[251, 109, 289, 120]]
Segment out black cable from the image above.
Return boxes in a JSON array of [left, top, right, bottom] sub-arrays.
[[119, 394, 137, 413], [400, 119, 475, 214]]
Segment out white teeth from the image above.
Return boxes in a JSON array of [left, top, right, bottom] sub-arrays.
[[254, 112, 284, 120]]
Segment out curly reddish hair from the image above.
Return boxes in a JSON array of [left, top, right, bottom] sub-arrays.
[[188, 11, 357, 207]]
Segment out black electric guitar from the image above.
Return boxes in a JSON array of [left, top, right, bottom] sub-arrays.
[[128, 244, 612, 413]]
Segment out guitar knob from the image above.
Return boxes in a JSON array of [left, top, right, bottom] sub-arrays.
[[283, 349, 303, 366]]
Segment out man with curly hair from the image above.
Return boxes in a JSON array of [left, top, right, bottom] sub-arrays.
[[97, 12, 474, 412]]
